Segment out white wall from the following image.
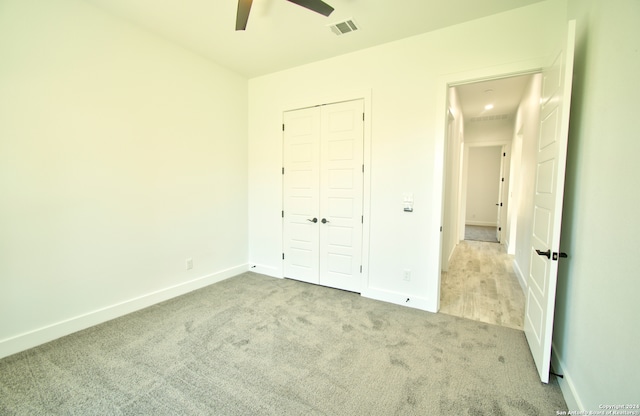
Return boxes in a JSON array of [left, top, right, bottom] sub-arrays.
[[441, 88, 465, 271], [505, 128, 523, 255], [461, 119, 514, 239], [0, 0, 248, 358], [552, 0, 640, 409], [248, 1, 565, 311], [464, 118, 514, 144], [464, 146, 501, 226], [511, 74, 543, 287]]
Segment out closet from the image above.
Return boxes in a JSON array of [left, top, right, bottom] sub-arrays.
[[282, 99, 364, 293]]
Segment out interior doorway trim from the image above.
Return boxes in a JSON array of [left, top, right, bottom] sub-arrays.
[[432, 63, 544, 312]]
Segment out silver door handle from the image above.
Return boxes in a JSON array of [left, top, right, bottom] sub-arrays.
[[307, 218, 318, 223], [321, 218, 330, 224]]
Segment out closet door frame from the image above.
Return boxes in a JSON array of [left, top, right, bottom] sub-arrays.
[[281, 90, 372, 292]]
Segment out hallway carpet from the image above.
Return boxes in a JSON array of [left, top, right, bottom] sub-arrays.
[[465, 225, 499, 243]]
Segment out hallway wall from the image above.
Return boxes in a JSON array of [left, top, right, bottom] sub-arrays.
[[465, 147, 501, 226], [511, 75, 543, 288]]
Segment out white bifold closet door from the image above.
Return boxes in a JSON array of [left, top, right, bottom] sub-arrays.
[[283, 99, 364, 293]]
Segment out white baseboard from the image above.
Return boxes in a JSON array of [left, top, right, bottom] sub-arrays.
[[248, 263, 281, 278], [551, 343, 584, 411], [465, 221, 498, 227], [362, 287, 436, 313], [0, 263, 249, 360], [445, 242, 457, 271], [512, 259, 527, 293], [448, 243, 456, 265]]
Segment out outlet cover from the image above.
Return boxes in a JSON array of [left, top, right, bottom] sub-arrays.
[[403, 269, 411, 281]]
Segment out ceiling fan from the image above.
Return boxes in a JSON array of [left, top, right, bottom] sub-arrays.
[[236, 0, 335, 31]]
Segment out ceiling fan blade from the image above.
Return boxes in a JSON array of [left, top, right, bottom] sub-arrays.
[[236, 0, 253, 31], [286, 0, 334, 17]]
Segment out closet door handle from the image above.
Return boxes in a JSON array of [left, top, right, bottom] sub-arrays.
[[307, 218, 318, 223], [321, 218, 330, 224]]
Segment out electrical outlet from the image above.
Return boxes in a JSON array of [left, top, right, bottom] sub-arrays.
[[186, 258, 193, 270], [403, 269, 411, 281]]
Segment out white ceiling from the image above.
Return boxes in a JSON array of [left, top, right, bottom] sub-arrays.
[[83, 0, 544, 78], [454, 74, 535, 122]]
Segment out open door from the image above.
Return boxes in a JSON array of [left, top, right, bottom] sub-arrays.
[[524, 20, 576, 383]]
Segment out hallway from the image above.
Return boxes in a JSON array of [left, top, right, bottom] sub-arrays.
[[440, 240, 525, 330]]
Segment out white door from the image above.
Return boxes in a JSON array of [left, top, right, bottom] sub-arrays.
[[524, 20, 576, 384], [319, 100, 364, 292], [282, 107, 321, 284], [283, 100, 364, 292]]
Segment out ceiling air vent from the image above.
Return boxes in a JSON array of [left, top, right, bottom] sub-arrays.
[[328, 19, 359, 36]]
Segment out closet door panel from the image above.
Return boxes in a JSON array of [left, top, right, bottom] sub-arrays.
[[283, 107, 321, 284], [319, 100, 364, 293]]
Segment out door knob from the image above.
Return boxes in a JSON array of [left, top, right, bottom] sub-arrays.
[[307, 218, 318, 223], [553, 252, 568, 261], [535, 249, 551, 259], [321, 218, 330, 224]]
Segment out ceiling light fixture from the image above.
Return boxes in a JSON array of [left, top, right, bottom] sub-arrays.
[[484, 104, 494, 110]]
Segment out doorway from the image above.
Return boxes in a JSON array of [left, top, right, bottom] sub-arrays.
[[440, 73, 539, 329], [463, 145, 503, 243]]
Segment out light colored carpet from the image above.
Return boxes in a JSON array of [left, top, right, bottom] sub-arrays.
[[0, 272, 566, 415], [465, 225, 499, 243]]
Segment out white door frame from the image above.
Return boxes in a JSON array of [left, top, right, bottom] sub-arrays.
[[439, 109, 456, 272], [433, 64, 541, 312], [496, 145, 507, 243], [280, 89, 372, 289]]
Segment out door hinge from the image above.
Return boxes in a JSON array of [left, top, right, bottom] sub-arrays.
[[282, 124, 285, 131], [498, 227, 502, 231], [502, 177, 505, 182], [360, 265, 362, 273], [282, 253, 285, 260], [361, 215, 364, 223], [503, 152, 506, 157], [362, 113, 365, 121], [362, 164, 364, 173], [282, 167, 285, 174], [440, 226, 443, 232], [282, 210, 284, 218]]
